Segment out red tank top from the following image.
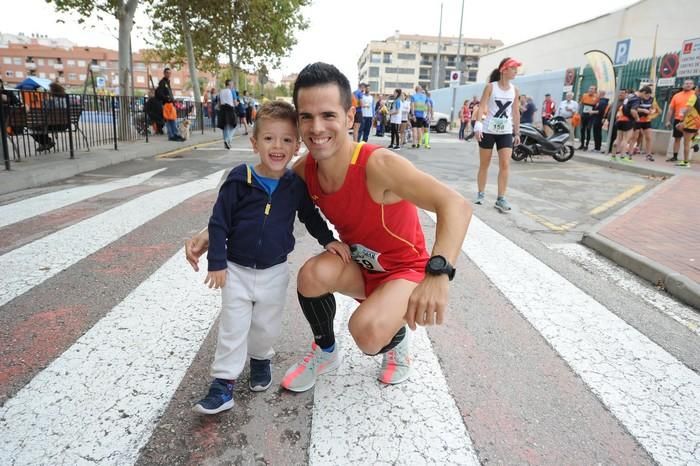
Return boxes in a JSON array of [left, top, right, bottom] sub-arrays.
[[305, 142, 429, 273]]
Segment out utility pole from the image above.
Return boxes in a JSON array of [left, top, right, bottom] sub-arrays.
[[449, 0, 465, 126], [433, 2, 443, 90]]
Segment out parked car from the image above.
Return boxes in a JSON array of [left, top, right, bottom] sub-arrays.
[[430, 111, 449, 133]]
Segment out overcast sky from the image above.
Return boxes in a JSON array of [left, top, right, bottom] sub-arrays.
[[0, 0, 639, 85]]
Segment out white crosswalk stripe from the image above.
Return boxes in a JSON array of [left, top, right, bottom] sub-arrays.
[[0, 249, 219, 466], [433, 212, 700, 465], [0, 168, 167, 229], [0, 170, 223, 308]]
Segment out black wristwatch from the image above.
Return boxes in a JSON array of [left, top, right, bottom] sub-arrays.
[[425, 255, 456, 281]]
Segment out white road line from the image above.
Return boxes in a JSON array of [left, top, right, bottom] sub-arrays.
[[550, 243, 700, 335], [0, 168, 167, 229], [433, 212, 700, 466], [0, 170, 223, 308], [0, 249, 220, 466], [309, 294, 480, 466]]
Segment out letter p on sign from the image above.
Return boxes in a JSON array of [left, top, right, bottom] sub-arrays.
[[614, 39, 631, 66]]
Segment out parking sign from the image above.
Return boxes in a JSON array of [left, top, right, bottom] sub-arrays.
[[614, 39, 631, 66]]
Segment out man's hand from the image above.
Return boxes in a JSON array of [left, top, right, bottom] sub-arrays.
[[204, 270, 226, 289], [324, 240, 351, 264], [405, 275, 449, 330], [514, 134, 521, 146], [665, 120, 672, 129], [185, 229, 209, 272]]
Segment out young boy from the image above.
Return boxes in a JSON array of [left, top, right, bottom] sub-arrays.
[[193, 101, 350, 415]]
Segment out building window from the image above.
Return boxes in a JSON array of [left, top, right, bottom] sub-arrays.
[[404, 41, 411, 49], [369, 81, 379, 92], [78, 60, 86, 67], [37, 58, 44, 65], [398, 53, 416, 61], [13, 57, 22, 65], [447, 56, 456, 67], [419, 69, 430, 80], [101, 61, 108, 67], [151, 63, 159, 70], [49, 73, 56, 79], [79, 74, 86, 81], [383, 52, 392, 64], [16, 71, 24, 78], [67, 59, 75, 66], [420, 56, 432, 66], [385, 67, 414, 75], [468, 70, 477, 81], [47, 58, 55, 65], [39, 72, 46, 78], [134, 62, 146, 71], [68, 73, 77, 81], [369, 67, 380, 78], [472, 45, 481, 53], [136, 75, 145, 83], [2, 57, 10, 64], [370, 52, 381, 64], [4, 70, 13, 78]]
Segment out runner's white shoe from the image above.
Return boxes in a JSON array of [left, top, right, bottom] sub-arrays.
[[281, 342, 341, 392]]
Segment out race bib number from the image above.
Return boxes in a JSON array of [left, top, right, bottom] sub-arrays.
[[487, 116, 512, 134], [350, 244, 386, 272], [583, 105, 593, 113]]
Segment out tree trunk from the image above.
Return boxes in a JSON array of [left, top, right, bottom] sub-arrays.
[[116, 0, 139, 141], [181, 6, 201, 104]]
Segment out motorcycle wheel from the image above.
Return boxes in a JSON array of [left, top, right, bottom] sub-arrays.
[[553, 145, 574, 162], [511, 145, 529, 161]]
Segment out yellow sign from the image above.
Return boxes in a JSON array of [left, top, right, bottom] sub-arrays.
[[584, 50, 616, 96]]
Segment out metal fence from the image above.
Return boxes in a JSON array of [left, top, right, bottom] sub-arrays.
[[1, 90, 215, 170]]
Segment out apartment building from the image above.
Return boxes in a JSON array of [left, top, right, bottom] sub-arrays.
[[357, 32, 502, 95], [0, 32, 216, 97]]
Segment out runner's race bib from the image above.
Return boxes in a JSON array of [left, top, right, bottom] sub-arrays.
[[350, 244, 386, 272], [583, 105, 593, 114], [487, 116, 512, 134]]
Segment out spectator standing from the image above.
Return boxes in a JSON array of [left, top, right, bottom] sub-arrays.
[[664, 79, 696, 162], [520, 95, 536, 124], [590, 90, 609, 152], [360, 86, 374, 142], [410, 85, 428, 148], [399, 92, 411, 146], [458, 99, 471, 140], [606, 89, 627, 154], [145, 88, 165, 135], [209, 88, 218, 130], [352, 83, 365, 142], [578, 85, 599, 150], [422, 91, 434, 149], [541, 93, 556, 135], [556, 92, 579, 144], [388, 88, 403, 150], [243, 90, 254, 126], [156, 68, 184, 142], [675, 83, 700, 168], [217, 79, 238, 149]]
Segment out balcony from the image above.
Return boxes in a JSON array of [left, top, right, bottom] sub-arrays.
[[25, 62, 37, 70], [54, 63, 64, 71]]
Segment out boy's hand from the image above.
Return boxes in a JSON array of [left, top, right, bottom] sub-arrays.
[[325, 241, 351, 264], [185, 229, 209, 272], [205, 270, 226, 289]]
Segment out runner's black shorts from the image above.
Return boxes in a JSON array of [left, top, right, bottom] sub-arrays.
[[479, 133, 513, 150], [673, 119, 684, 138], [635, 121, 652, 130], [354, 109, 362, 124], [684, 127, 698, 134], [616, 120, 634, 132], [413, 118, 428, 128]]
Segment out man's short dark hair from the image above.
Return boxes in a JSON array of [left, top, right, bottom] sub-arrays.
[[545, 93, 550, 97], [640, 85, 653, 94], [164, 67, 171, 73], [225, 79, 231, 86], [293, 62, 352, 111]]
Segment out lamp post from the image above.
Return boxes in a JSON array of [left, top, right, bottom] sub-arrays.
[[433, 2, 443, 91], [449, 0, 465, 126]]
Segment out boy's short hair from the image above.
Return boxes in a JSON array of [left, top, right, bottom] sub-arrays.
[[293, 62, 352, 111], [253, 100, 298, 138]]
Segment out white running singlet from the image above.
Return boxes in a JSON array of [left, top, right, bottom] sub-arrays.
[[483, 82, 515, 135]]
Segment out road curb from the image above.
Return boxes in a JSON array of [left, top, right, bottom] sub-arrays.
[[156, 140, 221, 159], [581, 232, 700, 310], [574, 153, 674, 178]]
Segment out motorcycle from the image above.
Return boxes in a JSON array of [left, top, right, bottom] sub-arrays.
[[512, 116, 574, 162]]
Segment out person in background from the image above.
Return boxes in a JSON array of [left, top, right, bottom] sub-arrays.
[[399, 92, 411, 146], [217, 79, 238, 150], [458, 99, 471, 140], [519, 95, 536, 124], [675, 82, 700, 168], [556, 92, 578, 144], [360, 85, 374, 142], [156, 68, 184, 142], [665, 79, 696, 162], [541, 93, 556, 136], [388, 88, 403, 150], [578, 85, 598, 150], [145, 88, 165, 135], [590, 89, 609, 152], [352, 83, 366, 142]]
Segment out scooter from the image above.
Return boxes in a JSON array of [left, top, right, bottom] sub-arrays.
[[512, 116, 574, 162]]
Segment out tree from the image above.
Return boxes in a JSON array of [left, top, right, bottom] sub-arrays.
[[48, 0, 141, 98]]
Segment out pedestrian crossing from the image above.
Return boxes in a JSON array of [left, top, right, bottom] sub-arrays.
[[0, 168, 698, 466]]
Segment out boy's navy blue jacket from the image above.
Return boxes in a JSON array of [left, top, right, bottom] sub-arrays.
[[207, 164, 335, 271]]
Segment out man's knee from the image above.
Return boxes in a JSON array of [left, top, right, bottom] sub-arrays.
[[297, 254, 343, 295]]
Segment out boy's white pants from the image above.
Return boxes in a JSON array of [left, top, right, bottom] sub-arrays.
[[211, 261, 289, 380]]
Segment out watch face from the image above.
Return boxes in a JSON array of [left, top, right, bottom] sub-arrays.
[[430, 256, 446, 270]]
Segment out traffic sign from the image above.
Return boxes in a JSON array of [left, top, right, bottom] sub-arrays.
[[96, 76, 106, 88], [449, 71, 460, 88], [614, 39, 631, 66], [657, 77, 675, 87], [659, 53, 679, 78], [678, 37, 700, 78]]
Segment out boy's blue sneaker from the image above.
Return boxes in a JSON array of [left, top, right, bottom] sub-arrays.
[[249, 358, 272, 392], [192, 379, 234, 415], [495, 197, 512, 213]]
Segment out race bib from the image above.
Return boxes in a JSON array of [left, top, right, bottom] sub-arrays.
[[583, 105, 593, 113], [350, 244, 386, 272], [487, 116, 512, 134]]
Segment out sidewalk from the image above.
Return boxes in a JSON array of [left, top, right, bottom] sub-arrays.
[[579, 149, 700, 309], [0, 129, 223, 196]]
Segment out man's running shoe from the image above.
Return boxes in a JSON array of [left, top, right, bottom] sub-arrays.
[[281, 342, 341, 392], [677, 160, 691, 168], [474, 192, 485, 205], [645, 154, 655, 161], [423, 144, 431, 149], [193, 379, 234, 415], [622, 155, 633, 162], [610, 154, 618, 161], [495, 197, 512, 213], [378, 334, 412, 385], [666, 156, 678, 162], [249, 358, 272, 392]]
